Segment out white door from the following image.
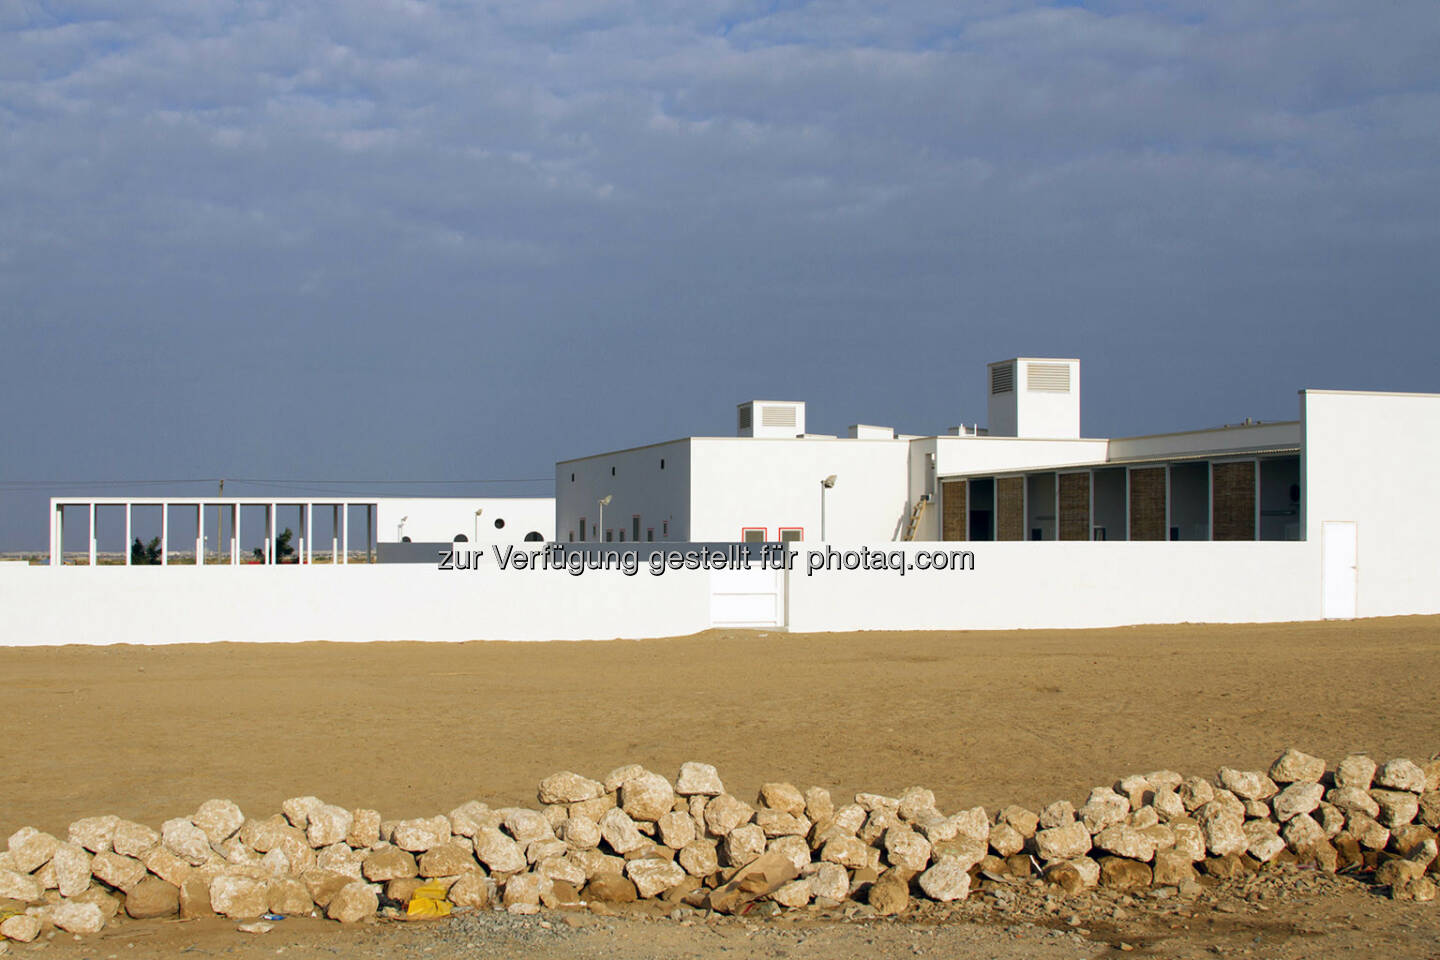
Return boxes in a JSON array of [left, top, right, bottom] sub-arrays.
[[1321, 521, 1357, 619], [710, 567, 784, 628]]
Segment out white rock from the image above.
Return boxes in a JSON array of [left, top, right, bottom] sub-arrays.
[[161, 819, 213, 866], [306, 805, 353, 848], [621, 772, 677, 823], [67, 816, 119, 855], [598, 807, 649, 855], [501, 808, 553, 844], [51, 842, 92, 898], [1282, 814, 1326, 852], [1376, 760, 1428, 794], [327, 881, 379, 922], [210, 875, 269, 919], [1217, 768, 1278, 801], [448, 801, 494, 838], [1272, 781, 1324, 822], [1038, 801, 1075, 829], [1171, 821, 1207, 861], [883, 828, 932, 872], [1269, 749, 1327, 784], [0, 868, 43, 902], [0, 914, 42, 942], [1195, 803, 1247, 857], [720, 824, 766, 866], [472, 828, 527, 874], [767, 835, 812, 874], [759, 782, 808, 816], [1371, 789, 1421, 828], [1326, 786, 1381, 818], [538, 771, 605, 805], [89, 850, 148, 892], [192, 800, 245, 846], [282, 796, 324, 829], [6, 828, 58, 874], [348, 809, 382, 847], [679, 841, 719, 877], [771, 877, 813, 908], [1152, 790, 1185, 821], [803, 861, 850, 901], [821, 836, 870, 869], [558, 816, 602, 851], [1094, 825, 1156, 862], [604, 764, 648, 792], [45, 901, 105, 935], [1079, 788, 1130, 833], [918, 857, 972, 901], [988, 822, 1024, 858], [392, 816, 451, 852], [1243, 820, 1286, 862], [950, 807, 990, 844], [702, 795, 754, 837], [625, 857, 686, 898], [1035, 822, 1091, 862], [1335, 754, 1377, 790], [657, 811, 697, 849], [1177, 778, 1214, 812]]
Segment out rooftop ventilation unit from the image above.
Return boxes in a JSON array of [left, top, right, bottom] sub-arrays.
[[737, 401, 806, 438], [985, 358, 1080, 439]]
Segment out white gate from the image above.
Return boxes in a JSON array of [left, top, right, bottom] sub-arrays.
[[1321, 521, 1357, 619], [710, 566, 785, 628]]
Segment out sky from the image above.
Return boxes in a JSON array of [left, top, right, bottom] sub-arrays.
[[2, 0, 1438, 549]]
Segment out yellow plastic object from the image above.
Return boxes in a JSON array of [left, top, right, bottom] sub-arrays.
[[405, 881, 453, 917]]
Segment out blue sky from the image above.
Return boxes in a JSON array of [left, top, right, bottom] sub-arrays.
[[2, 0, 1438, 548]]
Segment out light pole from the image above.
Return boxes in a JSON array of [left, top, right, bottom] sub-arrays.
[[397, 516, 408, 542], [820, 475, 836, 541], [473, 507, 483, 543], [598, 495, 612, 542]]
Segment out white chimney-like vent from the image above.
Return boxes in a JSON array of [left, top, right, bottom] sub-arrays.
[[737, 401, 806, 438]]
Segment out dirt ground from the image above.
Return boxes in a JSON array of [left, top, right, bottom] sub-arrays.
[[2, 615, 1438, 958]]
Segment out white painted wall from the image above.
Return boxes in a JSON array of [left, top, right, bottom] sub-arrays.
[[0, 560, 711, 645], [374, 498, 554, 544], [987, 358, 1082, 439], [933, 436, 1110, 477], [688, 438, 912, 542], [785, 541, 1320, 631], [1108, 421, 1300, 461], [1302, 390, 1440, 618], [556, 440, 691, 542]]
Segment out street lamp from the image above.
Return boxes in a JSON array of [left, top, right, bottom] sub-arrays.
[[473, 507, 483, 543], [397, 516, 408, 542], [820, 475, 837, 541], [598, 495, 612, 541]]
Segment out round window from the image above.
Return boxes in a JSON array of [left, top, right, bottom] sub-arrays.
[[494, 518, 506, 529]]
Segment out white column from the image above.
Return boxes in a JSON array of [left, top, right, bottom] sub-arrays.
[[195, 503, 204, 566], [125, 504, 132, 565], [231, 504, 240, 564], [341, 506, 350, 565], [51, 503, 62, 566], [160, 503, 169, 566], [331, 505, 339, 564], [304, 503, 313, 565], [87, 502, 97, 565], [268, 503, 276, 564], [366, 506, 373, 563]]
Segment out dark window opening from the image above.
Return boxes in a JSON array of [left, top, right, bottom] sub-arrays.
[[493, 518, 505, 529], [524, 531, 544, 542], [454, 533, 468, 542]]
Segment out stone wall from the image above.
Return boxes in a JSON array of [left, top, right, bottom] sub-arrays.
[[1, 750, 1438, 942]]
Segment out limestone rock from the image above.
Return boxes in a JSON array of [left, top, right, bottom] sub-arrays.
[[819, 835, 868, 870], [620, 772, 677, 823], [584, 872, 638, 903], [1170, 821, 1207, 861], [68, 816, 119, 855], [1045, 858, 1099, 894], [1195, 803, 1246, 857], [0, 868, 43, 902], [1272, 781, 1324, 822], [305, 805, 353, 848], [46, 900, 105, 935], [361, 846, 418, 882], [126, 876, 181, 918], [868, 870, 910, 915], [1080, 788, 1130, 833], [1420, 792, 1440, 829], [1242, 820, 1286, 863], [558, 816, 602, 851], [1346, 813, 1391, 850], [1147, 770, 1183, 792], [759, 782, 808, 816], [448, 870, 494, 909], [301, 869, 351, 909], [1038, 801, 1076, 829], [755, 810, 810, 838], [1151, 847, 1198, 886], [950, 807, 990, 844], [6, 828, 58, 874], [1177, 777, 1214, 812], [721, 823, 766, 866], [988, 822, 1024, 858], [161, 819, 213, 866], [1327, 785, 1381, 818], [51, 841, 92, 898], [536, 855, 586, 887], [267, 877, 313, 915], [1242, 798, 1271, 820], [1269, 748, 1327, 784], [675, 762, 725, 796], [315, 843, 363, 879], [571, 795, 617, 822], [856, 793, 900, 813], [418, 842, 477, 878], [210, 875, 269, 919], [1099, 856, 1152, 892], [1035, 822, 1091, 862], [930, 835, 988, 872], [679, 840, 719, 877], [108, 819, 157, 859], [1372, 789, 1421, 828], [1117, 775, 1154, 809], [1130, 806, 1161, 830], [281, 796, 324, 829], [539, 771, 605, 805], [470, 827, 525, 874], [140, 845, 192, 887], [1152, 789, 1185, 821], [347, 809, 381, 848], [771, 877, 813, 908], [1336, 754, 1378, 790], [802, 861, 849, 901], [859, 809, 901, 846], [626, 857, 686, 898], [189, 800, 243, 847], [502, 871, 553, 909], [996, 805, 1040, 839], [1282, 813, 1326, 853], [90, 850, 147, 892], [703, 794, 755, 837], [918, 856, 971, 901], [1376, 759, 1427, 794], [179, 874, 215, 918], [598, 808, 649, 855], [657, 810, 697, 849], [0, 914, 41, 943], [1094, 825, 1156, 862], [1318, 801, 1347, 838], [604, 764, 647, 791], [804, 786, 835, 823], [1217, 768, 1278, 801], [327, 881, 379, 922], [392, 816, 451, 852], [883, 828, 932, 873]]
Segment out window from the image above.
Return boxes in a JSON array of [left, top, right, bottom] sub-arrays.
[[493, 518, 505, 529], [570, 473, 575, 482], [453, 533, 468, 542], [578, 517, 586, 542], [779, 527, 803, 543], [605, 529, 613, 542], [611, 466, 616, 476], [568, 531, 574, 542], [631, 516, 640, 541], [618, 530, 625, 542], [662, 520, 668, 536], [660, 458, 665, 469], [524, 532, 544, 542], [646, 528, 654, 541], [742, 527, 766, 543]]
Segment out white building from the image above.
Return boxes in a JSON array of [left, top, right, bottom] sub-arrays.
[[556, 357, 1304, 546]]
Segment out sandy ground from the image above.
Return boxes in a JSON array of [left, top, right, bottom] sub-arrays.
[[2, 615, 1438, 958]]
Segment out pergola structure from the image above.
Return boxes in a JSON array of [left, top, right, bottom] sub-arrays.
[[48, 498, 379, 566]]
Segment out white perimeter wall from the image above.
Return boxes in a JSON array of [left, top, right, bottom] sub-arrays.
[[785, 541, 1319, 632], [557, 440, 691, 542], [1302, 390, 1440, 618], [374, 498, 555, 544], [0, 560, 711, 645]]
